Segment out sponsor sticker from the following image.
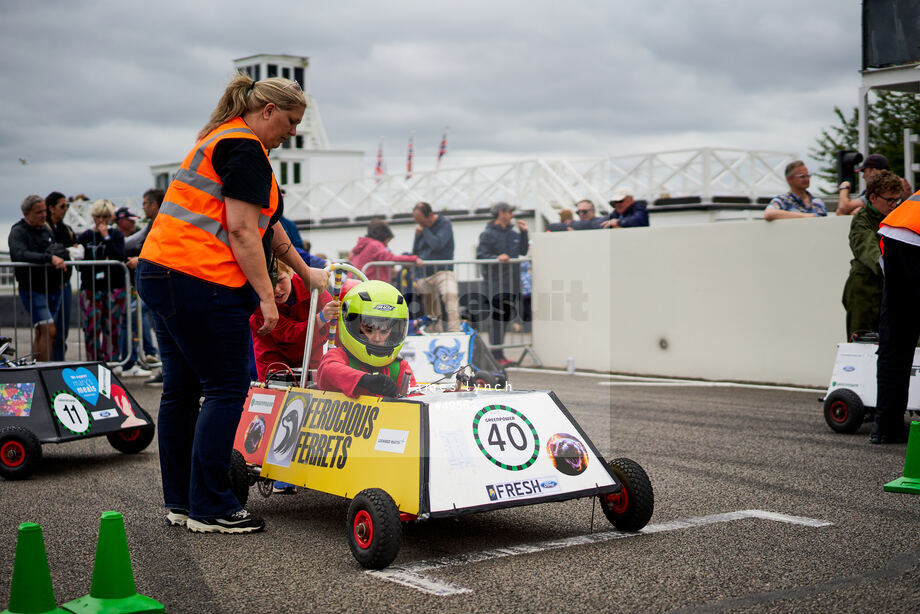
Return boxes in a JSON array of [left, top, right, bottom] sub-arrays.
[[249, 393, 276, 415], [546, 433, 590, 476], [91, 408, 119, 420], [485, 476, 561, 502], [267, 396, 307, 468], [842, 366, 855, 372], [374, 429, 410, 454], [373, 304, 395, 311], [472, 405, 540, 471], [97, 365, 112, 399]]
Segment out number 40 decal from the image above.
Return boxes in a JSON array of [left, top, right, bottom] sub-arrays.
[[472, 405, 539, 471]]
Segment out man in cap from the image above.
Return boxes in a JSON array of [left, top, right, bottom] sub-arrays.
[[837, 153, 890, 216], [114, 206, 139, 238], [476, 202, 528, 365], [602, 186, 649, 228]]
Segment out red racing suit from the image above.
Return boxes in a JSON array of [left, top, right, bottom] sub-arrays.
[[317, 346, 416, 398], [250, 274, 333, 380]]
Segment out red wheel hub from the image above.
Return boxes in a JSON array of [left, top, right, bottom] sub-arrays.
[[829, 401, 849, 424], [605, 488, 629, 514], [119, 428, 141, 442], [353, 510, 374, 549], [1, 441, 26, 468]]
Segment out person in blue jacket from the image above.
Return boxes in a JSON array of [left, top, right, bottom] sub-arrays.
[[602, 187, 649, 228]]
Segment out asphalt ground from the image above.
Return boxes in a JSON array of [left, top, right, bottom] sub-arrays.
[[2, 370, 919, 613]]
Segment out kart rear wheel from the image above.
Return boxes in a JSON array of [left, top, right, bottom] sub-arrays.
[[0, 426, 42, 480], [600, 457, 654, 532], [823, 389, 865, 434], [106, 424, 155, 454], [347, 488, 401, 569], [229, 449, 250, 507]]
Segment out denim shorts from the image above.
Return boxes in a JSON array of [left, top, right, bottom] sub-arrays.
[[18, 290, 62, 327]]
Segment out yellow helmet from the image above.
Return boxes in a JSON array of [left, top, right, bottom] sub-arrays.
[[338, 280, 409, 367]]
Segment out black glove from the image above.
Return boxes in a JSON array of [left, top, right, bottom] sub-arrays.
[[359, 373, 399, 397]]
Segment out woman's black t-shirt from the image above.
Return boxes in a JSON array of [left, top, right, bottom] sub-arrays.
[[211, 138, 284, 268]]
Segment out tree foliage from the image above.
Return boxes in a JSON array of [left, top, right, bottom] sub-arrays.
[[810, 90, 920, 186]]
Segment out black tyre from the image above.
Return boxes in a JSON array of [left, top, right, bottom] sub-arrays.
[[229, 449, 250, 507], [106, 424, 155, 454], [0, 426, 42, 480], [347, 488, 402, 569], [473, 370, 498, 388], [823, 389, 865, 434], [599, 457, 654, 531]]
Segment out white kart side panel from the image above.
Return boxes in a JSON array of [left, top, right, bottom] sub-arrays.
[[421, 390, 615, 514], [827, 343, 920, 409]]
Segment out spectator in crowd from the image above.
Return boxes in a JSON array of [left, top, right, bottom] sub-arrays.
[[841, 170, 904, 340], [77, 199, 127, 362], [546, 208, 573, 232], [870, 184, 920, 444], [115, 207, 139, 238], [250, 259, 339, 381], [763, 161, 827, 220], [45, 191, 78, 361], [297, 240, 326, 269], [317, 280, 415, 398], [602, 186, 649, 228], [349, 218, 421, 283], [412, 202, 460, 332], [837, 153, 890, 216], [570, 199, 604, 230], [8, 195, 67, 362], [476, 202, 529, 365]]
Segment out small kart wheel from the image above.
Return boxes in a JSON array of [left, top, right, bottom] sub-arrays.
[[229, 449, 250, 507], [0, 426, 42, 480], [106, 424, 155, 454], [346, 488, 402, 569], [473, 370, 497, 388], [600, 457, 654, 532], [823, 389, 865, 434]]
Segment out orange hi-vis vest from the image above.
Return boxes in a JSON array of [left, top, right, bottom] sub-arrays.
[[140, 116, 279, 287], [878, 191, 920, 253]]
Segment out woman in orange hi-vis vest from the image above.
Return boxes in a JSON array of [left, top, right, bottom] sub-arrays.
[[871, 191, 920, 444], [137, 74, 328, 533]]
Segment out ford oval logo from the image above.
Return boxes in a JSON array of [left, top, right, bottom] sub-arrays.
[[843, 366, 855, 372], [540, 480, 558, 489]]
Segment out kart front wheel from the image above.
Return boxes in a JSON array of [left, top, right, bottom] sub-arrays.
[[0, 426, 42, 480], [106, 424, 155, 454], [229, 449, 250, 507], [600, 457, 654, 532], [823, 389, 865, 434], [347, 488, 402, 569]]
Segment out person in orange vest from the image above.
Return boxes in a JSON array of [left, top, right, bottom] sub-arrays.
[[137, 74, 329, 533], [871, 190, 920, 444]]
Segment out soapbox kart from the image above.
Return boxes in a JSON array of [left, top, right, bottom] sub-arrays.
[[821, 337, 920, 433], [0, 360, 155, 479], [230, 264, 654, 569]]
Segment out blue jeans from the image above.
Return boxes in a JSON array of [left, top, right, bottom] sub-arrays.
[[119, 291, 158, 369], [137, 260, 257, 519], [51, 282, 71, 361]]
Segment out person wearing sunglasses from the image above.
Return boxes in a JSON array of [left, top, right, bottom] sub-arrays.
[[837, 153, 890, 216], [842, 170, 905, 342], [602, 186, 649, 228], [44, 191, 78, 360], [763, 161, 827, 220], [570, 199, 604, 230]]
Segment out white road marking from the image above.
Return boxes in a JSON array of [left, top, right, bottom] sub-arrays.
[[510, 366, 822, 393], [366, 509, 832, 596]]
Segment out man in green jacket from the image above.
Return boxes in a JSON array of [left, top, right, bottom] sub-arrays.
[[842, 170, 905, 339]]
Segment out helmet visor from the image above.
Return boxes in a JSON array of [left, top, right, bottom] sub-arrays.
[[345, 314, 408, 357]]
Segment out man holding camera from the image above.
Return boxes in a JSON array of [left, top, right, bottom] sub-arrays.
[[837, 153, 890, 216]]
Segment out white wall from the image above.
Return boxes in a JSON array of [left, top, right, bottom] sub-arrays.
[[531, 216, 853, 387]]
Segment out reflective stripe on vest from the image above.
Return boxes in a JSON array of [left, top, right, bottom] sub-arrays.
[[140, 117, 278, 287]]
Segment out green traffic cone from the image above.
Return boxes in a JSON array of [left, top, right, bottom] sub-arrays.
[[1, 522, 69, 614], [60, 512, 163, 614], [884, 421, 920, 494]]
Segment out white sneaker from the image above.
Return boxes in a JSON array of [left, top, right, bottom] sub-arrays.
[[121, 365, 152, 377]]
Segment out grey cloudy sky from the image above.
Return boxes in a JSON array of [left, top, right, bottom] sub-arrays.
[[0, 0, 861, 222]]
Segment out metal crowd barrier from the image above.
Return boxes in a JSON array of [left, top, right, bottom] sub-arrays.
[[0, 260, 149, 369], [360, 257, 540, 365]]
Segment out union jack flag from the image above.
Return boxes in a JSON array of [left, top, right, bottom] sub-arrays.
[[375, 139, 384, 183], [406, 134, 414, 181], [437, 128, 448, 168]]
